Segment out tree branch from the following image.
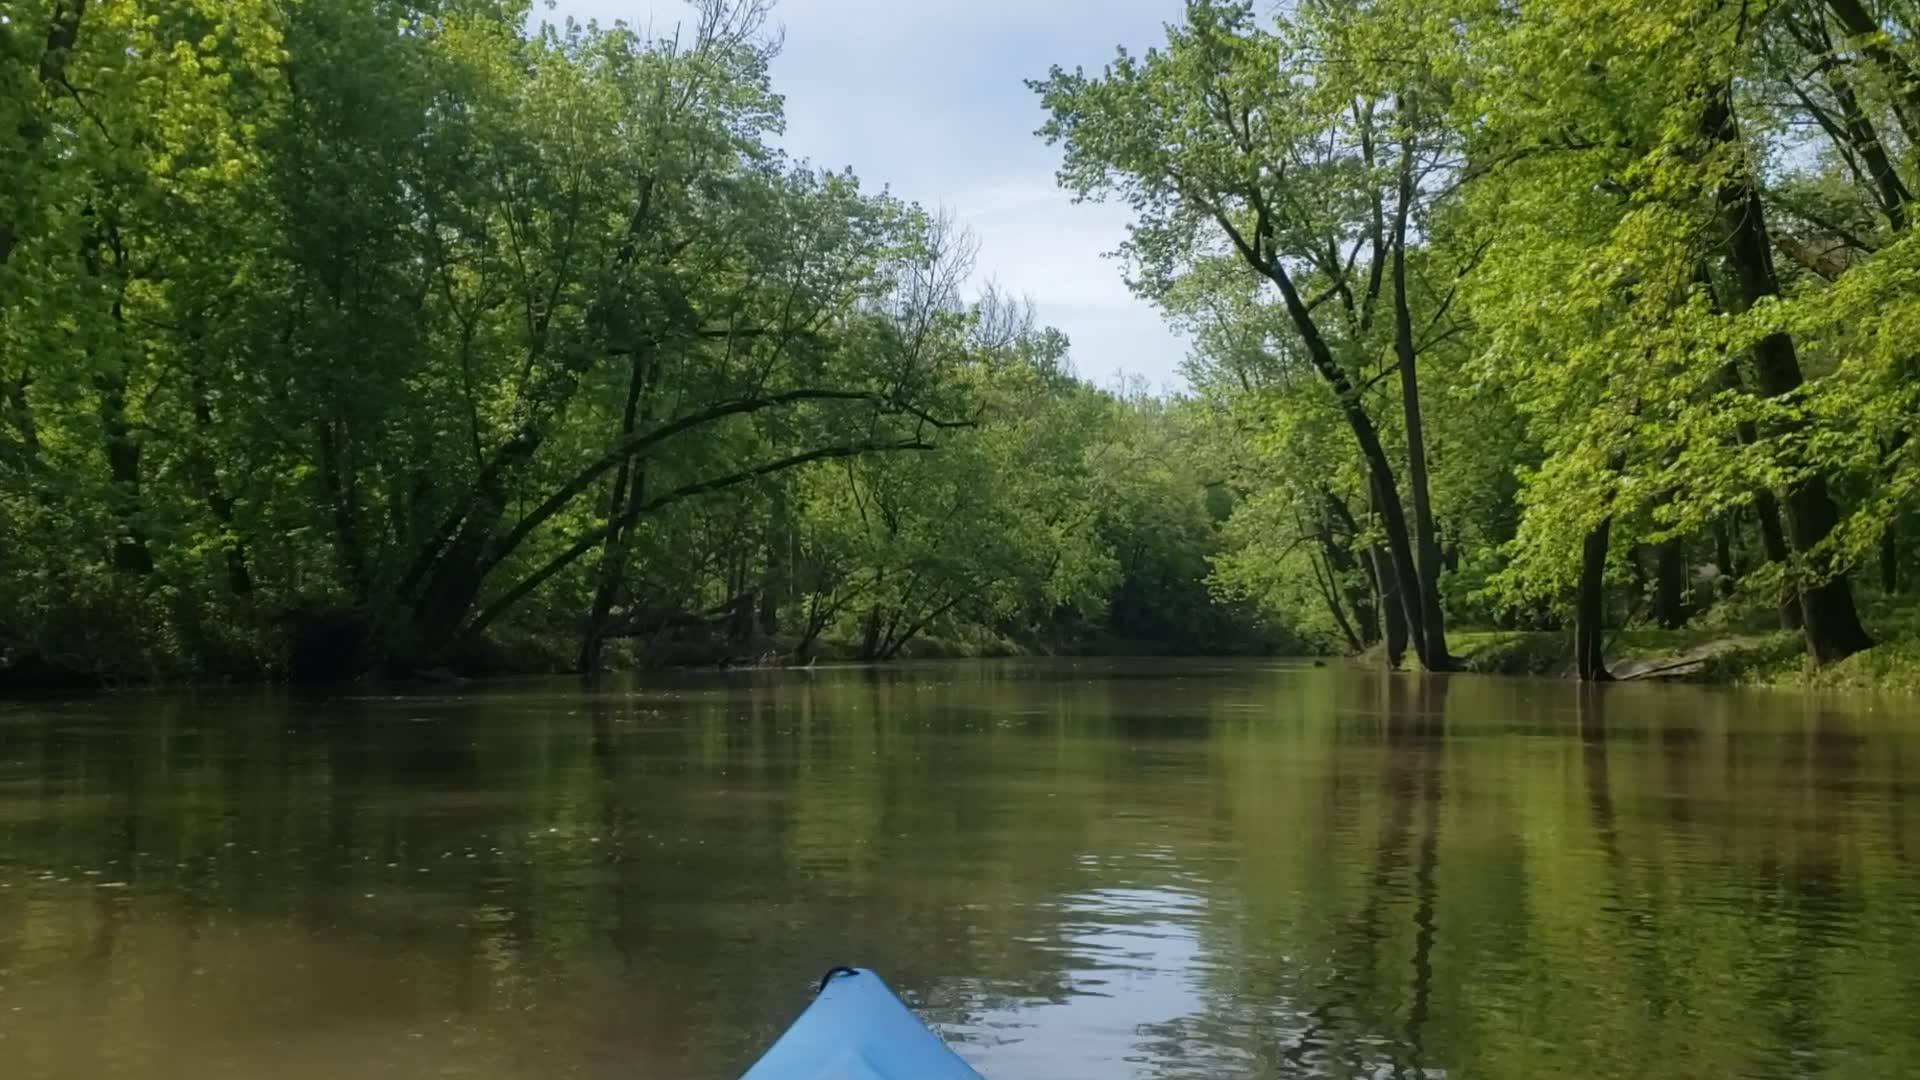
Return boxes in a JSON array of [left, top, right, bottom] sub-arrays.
[[482, 388, 967, 578], [462, 438, 937, 641]]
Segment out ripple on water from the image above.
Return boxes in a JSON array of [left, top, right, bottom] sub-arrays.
[[4, 667, 1920, 1080], [940, 847, 1300, 1080]]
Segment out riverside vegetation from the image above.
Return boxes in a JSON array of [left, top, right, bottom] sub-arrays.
[[4, 0, 1920, 689]]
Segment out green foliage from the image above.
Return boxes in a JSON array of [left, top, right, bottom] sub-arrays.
[[1, 0, 1267, 682], [14, 0, 1920, 685], [1031, 0, 1920, 677]]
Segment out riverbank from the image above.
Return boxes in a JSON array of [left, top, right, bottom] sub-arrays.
[[0, 616, 1291, 692], [10, 595, 1917, 694], [1452, 602, 1920, 695]]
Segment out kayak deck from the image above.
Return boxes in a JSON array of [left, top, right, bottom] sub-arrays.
[[739, 967, 985, 1079]]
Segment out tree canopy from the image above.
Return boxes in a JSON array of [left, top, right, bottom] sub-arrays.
[[0, 0, 1279, 684], [7, 0, 1920, 685], [1035, 0, 1920, 675]]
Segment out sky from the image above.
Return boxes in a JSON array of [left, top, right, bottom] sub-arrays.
[[547, 0, 1191, 392]]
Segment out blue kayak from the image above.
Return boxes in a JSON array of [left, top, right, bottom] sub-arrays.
[[740, 967, 986, 1079]]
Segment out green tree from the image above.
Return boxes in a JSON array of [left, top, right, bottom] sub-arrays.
[[1032, 0, 1474, 669]]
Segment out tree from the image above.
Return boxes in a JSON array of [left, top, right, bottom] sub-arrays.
[[1442, 0, 1887, 667], [1031, 0, 1463, 670]]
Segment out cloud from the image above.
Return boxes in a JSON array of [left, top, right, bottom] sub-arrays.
[[957, 183, 1133, 306], [963, 194, 1189, 390], [549, 0, 1190, 387]]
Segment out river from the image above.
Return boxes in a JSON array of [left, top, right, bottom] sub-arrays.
[[2, 660, 1917, 1078]]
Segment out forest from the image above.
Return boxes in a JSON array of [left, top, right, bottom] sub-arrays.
[[3, 0, 1918, 686]]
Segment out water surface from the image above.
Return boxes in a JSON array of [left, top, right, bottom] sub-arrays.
[[2, 660, 1917, 1078]]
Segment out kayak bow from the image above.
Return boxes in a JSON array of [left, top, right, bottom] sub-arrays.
[[739, 967, 985, 1079]]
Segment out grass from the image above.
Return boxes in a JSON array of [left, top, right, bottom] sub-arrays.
[[1449, 630, 1572, 676], [1706, 596, 1920, 694], [1437, 595, 1920, 695], [1441, 627, 1747, 676]]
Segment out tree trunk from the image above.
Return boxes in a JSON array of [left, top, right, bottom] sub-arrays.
[[1390, 96, 1455, 670], [99, 374, 153, 575], [1705, 283, 1801, 629], [90, 244, 151, 576], [397, 315, 631, 662], [1781, 6, 1914, 233], [1823, 0, 1920, 150], [460, 440, 935, 648], [1352, 517, 1399, 662], [1319, 491, 1380, 646], [1706, 86, 1873, 664], [579, 349, 654, 674], [402, 425, 549, 663], [1211, 200, 1438, 669], [859, 605, 884, 661], [1652, 536, 1687, 630], [1826, 58, 1911, 231], [1753, 497, 1804, 629], [314, 418, 367, 599], [1310, 546, 1364, 654], [1762, 410, 1867, 660], [1341, 558, 1380, 647], [1713, 520, 1738, 599], [404, 389, 922, 666], [796, 591, 834, 659], [1380, 558, 1408, 668], [726, 586, 758, 646], [1370, 469, 1431, 666], [1371, 490, 1408, 669], [1576, 517, 1614, 682], [761, 490, 793, 637], [189, 372, 251, 595], [876, 596, 961, 662]]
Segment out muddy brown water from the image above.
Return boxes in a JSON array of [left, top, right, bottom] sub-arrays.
[[2, 660, 1918, 1078]]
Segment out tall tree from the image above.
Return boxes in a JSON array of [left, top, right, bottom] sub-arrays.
[[1032, 0, 1462, 669]]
